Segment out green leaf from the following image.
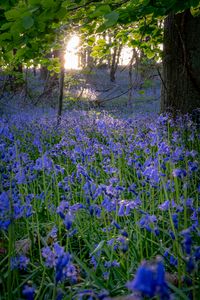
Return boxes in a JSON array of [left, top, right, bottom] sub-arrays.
[[22, 16, 34, 29], [190, 3, 200, 16], [61, 0, 77, 9], [29, 0, 41, 4], [97, 39, 106, 46], [87, 37, 95, 46], [138, 90, 145, 95], [5, 8, 21, 21], [90, 240, 105, 256], [104, 11, 119, 27], [41, 0, 56, 9], [90, 5, 111, 18], [0, 23, 11, 31], [73, 253, 105, 289], [0, 32, 11, 41], [145, 49, 155, 59]]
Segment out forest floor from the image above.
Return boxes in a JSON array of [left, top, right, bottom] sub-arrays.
[[1, 68, 200, 300], [0, 66, 161, 118]]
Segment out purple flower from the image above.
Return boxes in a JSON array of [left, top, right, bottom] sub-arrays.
[[169, 255, 178, 267], [181, 229, 192, 255], [159, 200, 170, 211], [34, 154, 53, 171], [127, 259, 168, 298], [143, 165, 160, 184], [11, 255, 30, 270], [90, 256, 97, 269], [56, 201, 69, 219], [194, 247, 200, 260], [63, 213, 74, 230], [186, 257, 195, 272], [172, 213, 178, 229], [42, 243, 76, 283], [172, 168, 187, 179], [42, 246, 56, 267], [22, 285, 35, 300], [48, 226, 58, 239]]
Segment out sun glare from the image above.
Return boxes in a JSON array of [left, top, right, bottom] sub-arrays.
[[119, 46, 133, 66], [64, 35, 144, 70], [65, 35, 80, 70]]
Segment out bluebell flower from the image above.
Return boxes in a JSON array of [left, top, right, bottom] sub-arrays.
[[56, 289, 64, 300], [103, 271, 109, 280], [172, 168, 187, 179], [121, 230, 128, 237], [0, 191, 10, 230], [169, 255, 178, 267], [112, 221, 121, 229], [159, 200, 170, 211], [186, 257, 195, 272], [172, 213, 178, 229], [107, 238, 115, 246], [15, 169, 26, 184], [181, 229, 192, 255], [42, 243, 76, 283], [127, 263, 156, 297], [63, 213, 74, 230], [11, 255, 30, 270], [48, 226, 58, 240], [89, 204, 101, 218], [22, 285, 35, 300], [143, 165, 160, 184], [169, 231, 175, 240], [90, 255, 97, 269], [34, 154, 53, 171], [42, 246, 56, 267], [127, 259, 169, 298], [194, 246, 200, 260], [56, 201, 69, 219], [188, 161, 198, 172]]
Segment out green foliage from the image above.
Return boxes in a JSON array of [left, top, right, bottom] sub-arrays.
[[90, 4, 111, 18], [22, 15, 34, 29], [0, 0, 199, 73], [104, 11, 119, 27]]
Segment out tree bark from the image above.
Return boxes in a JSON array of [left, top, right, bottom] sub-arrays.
[[161, 10, 200, 114], [110, 44, 122, 82], [57, 49, 65, 125], [127, 49, 135, 108]]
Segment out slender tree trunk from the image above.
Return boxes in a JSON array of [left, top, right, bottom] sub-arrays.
[[110, 44, 122, 82], [40, 66, 48, 81], [161, 10, 200, 114], [86, 46, 94, 69], [127, 49, 135, 108], [57, 50, 65, 125]]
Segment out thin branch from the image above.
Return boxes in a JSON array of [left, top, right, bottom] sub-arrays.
[[156, 66, 167, 91]]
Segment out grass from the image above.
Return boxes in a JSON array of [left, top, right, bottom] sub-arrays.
[[0, 110, 199, 300]]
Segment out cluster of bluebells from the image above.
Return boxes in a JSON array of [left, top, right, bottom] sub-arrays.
[[11, 254, 30, 270], [0, 111, 200, 298], [42, 242, 77, 283], [56, 200, 84, 233]]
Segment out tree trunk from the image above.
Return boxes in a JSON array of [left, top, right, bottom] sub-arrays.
[[57, 50, 65, 125], [110, 45, 122, 82], [127, 49, 135, 108], [161, 10, 200, 114]]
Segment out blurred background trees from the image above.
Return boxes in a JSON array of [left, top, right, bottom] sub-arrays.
[[0, 0, 199, 116]]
